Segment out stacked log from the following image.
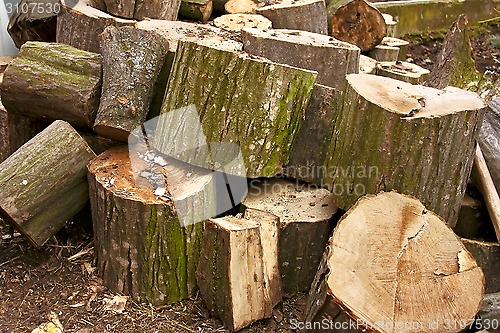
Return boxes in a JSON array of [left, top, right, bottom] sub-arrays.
[[102, 0, 181, 20]]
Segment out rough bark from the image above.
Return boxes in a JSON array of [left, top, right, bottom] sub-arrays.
[[213, 14, 272, 31], [1, 41, 102, 129], [153, 40, 316, 178], [324, 74, 485, 227], [7, 0, 58, 48], [461, 238, 500, 294], [179, 0, 213, 22], [376, 61, 430, 84], [0, 120, 96, 247], [256, 0, 328, 34], [88, 146, 214, 305], [103, 0, 181, 20], [303, 191, 485, 333], [93, 26, 169, 142], [242, 178, 338, 295], [327, 0, 386, 52], [359, 54, 377, 74], [196, 213, 282, 331], [480, 96, 500, 192], [57, 1, 136, 53], [478, 292, 500, 329], [241, 28, 359, 90]]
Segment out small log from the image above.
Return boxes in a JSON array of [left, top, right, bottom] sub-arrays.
[[368, 44, 399, 62], [303, 191, 484, 333], [241, 27, 359, 90], [88, 146, 214, 305], [213, 14, 272, 31], [242, 178, 338, 295], [376, 61, 430, 84], [327, 0, 386, 52], [453, 193, 491, 240], [7, 0, 58, 48], [382, 36, 409, 60], [324, 74, 485, 226], [196, 212, 282, 331], [0, 120, 96, 247], [480, 96, 500, 192], [103, 0, 181, 20], [57, 0, 136, 53], [382, 13, 397, 37], [179, 0, 213, 22], [256, 0, 329, 34], [461, 238, 500, 294], [153, 40, 316, 178], [1, 41, 102, 129], [224, 0, 263, 14], [93, 26, 169, 142], [359, 54, 377, 74]]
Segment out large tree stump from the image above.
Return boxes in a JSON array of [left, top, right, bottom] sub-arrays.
[[213, 14, 272, 31], [88, 146, 215, 305], [241, 28, 359, 90], [461, 238, 500, 294], [153, 40, 316, 178], [93, 26, 169, 142], [376, 61, 430, 84], [1, 41, 102, 129], [7, 0, 58, 48], [324, 74, 485, 226], [57, 0, 136, 53], [102, 0, 181, 20], [256, 0, 329, 34], [327, 0, 386, 52], [0, 120, 95, 247], [242, 178, 338, 295], [303, 191, 484, 333], [196, 211, 282, 331]]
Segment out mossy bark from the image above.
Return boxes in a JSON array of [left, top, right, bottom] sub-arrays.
[[56, 1, 136, 53], [179, 0, 213, 22], [154, 40, 316, 178], [93, 26, 169, 142], [103, 0, 181, 20], [1, 41, 102, 129], [0, 120, 96, 247], [324, 74, 485, 227]]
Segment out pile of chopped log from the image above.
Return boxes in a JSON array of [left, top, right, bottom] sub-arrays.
[[0, 1, 498, 332]]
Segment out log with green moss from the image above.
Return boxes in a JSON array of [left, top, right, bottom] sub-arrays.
[[153, 40, 316, 178], [93, 26, 169, 142], [57, 0, 136, 53], [0, 120, 95, 247], [102, 0, 181, 20], [323, 74, 486, 227], [179, 0, 213, 22], [1, 41, 102, 129], [88, 146, 215, 305]]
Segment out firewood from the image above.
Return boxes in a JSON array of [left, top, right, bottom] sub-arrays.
[[93, 26, 169, 142], [57, 0, 136, 53], [359, 54, 377, 74], [376, 61, 430, 84], [241, 28, 359, 90], [324, 74, 485, 227], [196, 211, 282, 331], [382, 36, 409, 60], [102, 0, 181, 20], [224, 0, 263, 14], [256, 0, 329, 34], [461, 238, 500, 294], [242, 178, 338, 294], [88, 0, 107, 11], [7, 0, 58, 48], [153, 40, 316, 178], [213, 14, 272, 31], [382, 13, 397, 37], [303, 191, 485, 333], [368, 45, 399, 62], [480, 95, 500, 192], [1, 41, 102, 129], [179, 0, 213, 22], [327, 0, 386, 52], [88, 146, 215, 305], [0, 120, 96, 247]]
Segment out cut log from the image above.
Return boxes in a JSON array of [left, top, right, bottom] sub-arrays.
[[256, 0, 328, 34], [462, 238, 500, 294], [382, 13, 397, 37], [153, 40, 316, 178], [327, 0, 386, 52], [241, 28, 359, 90], [88, 146, 214, 305], [213, 14, 272, 31], [359, 54, 377, 74], [1, 41, 102, 129], [303, 191, 485, 333], [7, 0, 58, 48], [0, 120, 95, 247], [381, 36, 409, 60], [179, 0, 213, 22], [453, 192, 491, 240], [242, 178, 338, 295], [93, 26, 169, 142], [225, 0, 263, 14], [57, 0, 136, 53], [376, 61, 430, 84], [196, 212, 282, 331], [103, 0, 181, 20], [324, 74, 485, 227], [368, 44, 399, 62], [480, 96, 500, 192]]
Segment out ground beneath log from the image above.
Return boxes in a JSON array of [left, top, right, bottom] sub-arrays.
[[1, 24, 498, 333]]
